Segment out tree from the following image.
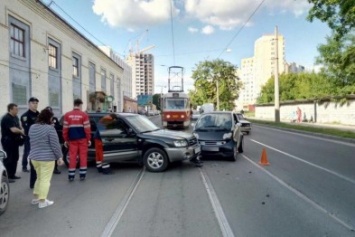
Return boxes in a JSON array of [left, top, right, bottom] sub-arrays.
[[189, 59, 243, 110], [307, 0, 354, 40], [257, 72, 333, 104], [152, 93, 161, 110], [307, 0, 354, 88]]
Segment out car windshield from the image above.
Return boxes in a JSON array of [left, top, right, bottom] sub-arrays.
[[195, 113, 233, 131], [125, 114, 159, 133]]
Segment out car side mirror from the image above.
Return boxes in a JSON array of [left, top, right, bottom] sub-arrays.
[[0, 150, 7, 161]]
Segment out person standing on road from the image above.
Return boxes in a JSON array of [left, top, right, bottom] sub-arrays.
[[63, 99, 91, 181], [20, 97, 40, 189], [0, 103, 25, 182], [28, 108, 64, 208], [94, 113, 117, 174]]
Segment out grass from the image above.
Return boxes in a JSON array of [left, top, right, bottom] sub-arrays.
[[248, 119, 355, 140]]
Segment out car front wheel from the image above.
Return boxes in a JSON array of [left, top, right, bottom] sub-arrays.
[[143, 148, 169, 172], [0, 174, 10, 216]]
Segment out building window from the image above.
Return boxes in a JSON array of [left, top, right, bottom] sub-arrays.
[[10, 24, 25, 57], [12, 83, 27, 104], [48, 44, 57, 68], [73, 56, 79, 77]]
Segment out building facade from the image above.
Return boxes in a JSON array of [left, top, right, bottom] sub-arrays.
[[237, 34, 286, 109], [0, 0, 123, 116], [126, 53, 154, 99]]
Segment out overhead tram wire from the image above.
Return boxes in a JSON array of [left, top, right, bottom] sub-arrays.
[[217, 0, 267, 58], [169, 0, 176, 66]]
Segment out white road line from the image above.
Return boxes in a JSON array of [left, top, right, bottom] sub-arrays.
[[242, 154, 355, 232], [199, 168, 235, 237], [101, 169, 145, 237], [254, 125, 355, 147], [250, 139, 355, 186]]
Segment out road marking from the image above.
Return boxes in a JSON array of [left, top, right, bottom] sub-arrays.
[[250, 139, 355, 186], [242, 154, 355, 232], [100, 168, 145, 237], [199, 168, 235, 237], [254, 125, 355, 147]]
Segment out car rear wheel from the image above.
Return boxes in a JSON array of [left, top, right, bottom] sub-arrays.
[[0, 174, 10, 216], [143, 148, 169, 172], [230, 146, 237, 161]]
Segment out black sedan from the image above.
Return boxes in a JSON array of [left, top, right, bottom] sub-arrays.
[[192, 111, 244, 161]]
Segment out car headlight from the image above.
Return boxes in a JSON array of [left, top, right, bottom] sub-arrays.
[[166, 115, 171, 118], [223, 132, 232, 140], [174, 140, 188, 147]]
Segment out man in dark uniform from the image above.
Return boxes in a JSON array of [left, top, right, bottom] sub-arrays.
[[1, 103, 25, 182], [21, 97, 39, 172], [20, 97, 40, 189]]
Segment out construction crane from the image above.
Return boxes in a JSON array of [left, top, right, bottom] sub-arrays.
[[128, 29, 155, 56]]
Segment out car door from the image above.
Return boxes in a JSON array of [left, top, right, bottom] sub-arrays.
[[232, 113, 242, 145], [101, 118, 139, 161]]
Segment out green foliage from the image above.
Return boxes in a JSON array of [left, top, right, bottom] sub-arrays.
[[257, 72, 338, 104], [307, 0, 355, 40], [189, 59, 243, 110], [152, 94, 161, 110]]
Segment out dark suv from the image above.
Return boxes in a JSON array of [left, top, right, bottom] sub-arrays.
[[58, 112, 200, 172]]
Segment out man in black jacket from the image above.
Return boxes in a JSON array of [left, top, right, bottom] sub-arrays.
[[1, 103, 25, 182]]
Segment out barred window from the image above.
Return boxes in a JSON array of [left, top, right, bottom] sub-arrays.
[[48, 44, 57, 68], [10, 24, 25, 57]]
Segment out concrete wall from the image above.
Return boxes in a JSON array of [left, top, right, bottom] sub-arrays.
[[255, 99, 355, 125], [0, 0, 124, 117]]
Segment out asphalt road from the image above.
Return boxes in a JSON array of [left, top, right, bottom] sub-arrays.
[[1, 116, 354, 237]]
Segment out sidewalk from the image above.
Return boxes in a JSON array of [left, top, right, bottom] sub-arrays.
[[248, 117, 355, 132]]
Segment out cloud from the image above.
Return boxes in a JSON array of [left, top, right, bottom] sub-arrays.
[[201, 25, 215, 35], [188, 27, 199, 33], [92, 0, 179, 30], [184, 0, 311, 30], [92, 0, 311, 31]]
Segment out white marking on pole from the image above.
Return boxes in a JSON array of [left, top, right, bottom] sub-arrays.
[[242, 154, 355, 232], [101, 169, 145, 237], [250, 139, 355, 186], [200, 168, 235, 237]]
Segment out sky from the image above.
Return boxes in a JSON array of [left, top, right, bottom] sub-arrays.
[[41, 0, 331, 94]]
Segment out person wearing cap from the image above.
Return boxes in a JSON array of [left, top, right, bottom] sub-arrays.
[[63, 99, 91, 181], [20, 97, 40, 188]]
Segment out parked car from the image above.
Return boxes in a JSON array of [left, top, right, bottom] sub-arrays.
[[58, 113, 200, 172], [235, 113, 252, 134], [0, 150, 9, 216], [192, 111, 244, 161]]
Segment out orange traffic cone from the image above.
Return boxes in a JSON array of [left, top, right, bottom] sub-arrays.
[[259, 148, 270, 166]]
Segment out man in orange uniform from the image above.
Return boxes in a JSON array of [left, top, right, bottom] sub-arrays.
[[94, 113, 117, 174], [63, 99, 91, 181]]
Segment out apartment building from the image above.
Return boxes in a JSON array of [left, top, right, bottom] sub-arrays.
[[237, 34, 286, 108], [126, 53, 154, 99], [0, 0, 123, 116]]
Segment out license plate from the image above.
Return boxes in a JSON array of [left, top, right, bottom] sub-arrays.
[[194, 146, 201, 154]]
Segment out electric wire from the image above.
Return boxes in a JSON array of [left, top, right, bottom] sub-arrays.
[[169, 0, 176, 65], [217, 0, 267, 58]]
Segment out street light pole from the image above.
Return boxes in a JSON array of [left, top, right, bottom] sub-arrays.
[[274, 26, 280, 122]]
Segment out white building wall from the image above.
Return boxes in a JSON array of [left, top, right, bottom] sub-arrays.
[[0, 0, 123, 116]]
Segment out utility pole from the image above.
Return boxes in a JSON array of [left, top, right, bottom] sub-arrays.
[[274, 26, 280, 122], [216, 79, 220, 111]]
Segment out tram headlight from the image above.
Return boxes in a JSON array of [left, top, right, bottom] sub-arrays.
[[166, 115, 171, 118], [181, 115, 185, 118]]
